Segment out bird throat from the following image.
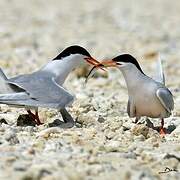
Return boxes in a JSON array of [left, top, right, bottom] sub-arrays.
[[42, 55, 83, 85]]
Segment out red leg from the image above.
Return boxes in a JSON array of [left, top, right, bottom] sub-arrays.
[[27, 110, 43, 125], [27, 110, 36, 121], [160, 118, 166, 136], [35, 111, 43, 125]]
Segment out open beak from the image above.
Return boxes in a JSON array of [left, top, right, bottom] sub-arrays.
[[101, 59, 119, 67], [84, 57, 106, 71], [85, 58, 118, 83]]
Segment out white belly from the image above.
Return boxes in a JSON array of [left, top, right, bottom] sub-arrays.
[[132, 87, 167, 118]]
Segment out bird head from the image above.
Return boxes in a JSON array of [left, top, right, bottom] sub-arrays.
[[53, 45, 104, 69], [101, 54, 144, 73]]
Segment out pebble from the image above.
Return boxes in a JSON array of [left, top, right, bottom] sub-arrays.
[[122, 122, 134, 131], [171, 125, 180, 136], [36, 127, 62, 138], [131, 124, 149, 138], [0, 114, 17, 124], [97, 116, 106, 123], [0, 118, 8, 125], [4, 129, 19, 144], [76, 114, 98, 127], [104, 140, 122, 152]]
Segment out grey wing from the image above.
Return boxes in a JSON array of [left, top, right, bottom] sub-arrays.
[[0, 76, 74, 109], [0, 92, 29, 100], [127, 98, 136, 117], [0, 68, 15, 94], [156, 87, 174, 113]]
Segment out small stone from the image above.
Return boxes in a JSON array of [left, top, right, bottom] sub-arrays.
[[5, 156, 17, 164], [13, 162, 28, 171], [123, 122, 134, 131], [0, 114, 17, 124], [109, 121, 123, 131], [0, 118, 8, 124], [0, 127, 5, 132], [131, 124, 149, 138], [27, 148, 36, 155], [4, 130, 19, 144], [106, 131, 116, 140], [23, 126, 35, 133], [153, 142, 159, 147], [36, 127, 62, 138], [32, 138, 45, 150], [171, 125, 180, 136], [121, 152, 137, 159], [134, 134, 146, 141], [105, 140, 121, 152], [76, 114, 97, 127], [97, 116, 105, 123]]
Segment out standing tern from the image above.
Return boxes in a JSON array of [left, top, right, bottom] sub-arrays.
[[96, 54, 174, 135], [0, 45, 103, 127]]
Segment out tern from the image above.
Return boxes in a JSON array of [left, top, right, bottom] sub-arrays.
[[96, 54, 174, 135], [0, 45, 103, 127]]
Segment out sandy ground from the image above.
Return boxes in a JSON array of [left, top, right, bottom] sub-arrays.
[[0, 0, 180, 179]]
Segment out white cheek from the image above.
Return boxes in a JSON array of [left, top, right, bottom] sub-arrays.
[[117, 63, 127, 68], [117, 65, 122, 69]]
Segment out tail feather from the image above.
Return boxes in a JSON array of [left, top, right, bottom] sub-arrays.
[[0, 68, 14, 94], [154, 53, 165, 85], [0, 68, 8, 80]]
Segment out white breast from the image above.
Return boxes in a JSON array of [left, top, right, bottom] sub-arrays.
[[41, 54, 85, 85], [130, 79, 167, 118]]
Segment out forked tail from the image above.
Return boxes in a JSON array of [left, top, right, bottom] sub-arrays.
[[155, 53, 165, 85], [0, 68, 13, 94]]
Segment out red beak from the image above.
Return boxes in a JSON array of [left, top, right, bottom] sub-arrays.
[[84, 57, 106, 71], [101, 59, 119, 67]]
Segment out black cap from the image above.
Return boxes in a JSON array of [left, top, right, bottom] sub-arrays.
[[53, 45, 91, 60], [113, 54, 144, 74]]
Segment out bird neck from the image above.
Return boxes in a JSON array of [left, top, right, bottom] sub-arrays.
[[120, 65, 146, 93], [41, 55, 84, 85]]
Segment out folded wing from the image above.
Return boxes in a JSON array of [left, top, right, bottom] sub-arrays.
[[156, 87, 174, 113], [0, 75, 74, 109]]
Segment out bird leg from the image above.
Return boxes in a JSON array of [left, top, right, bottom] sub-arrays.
[[27, 110, 43, 125], [59, 108, 75, 128], [159, 118, 166, 136], [35, 110, 43, 125], [134, 117, 140, 124]]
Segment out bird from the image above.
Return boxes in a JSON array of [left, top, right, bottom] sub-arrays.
[[99, 54, 174, 135], [0, 45, 103, 127]]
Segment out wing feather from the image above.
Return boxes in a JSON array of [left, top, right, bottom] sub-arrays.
[[156, 88, 174, 113], [0, 74, 74, 109]]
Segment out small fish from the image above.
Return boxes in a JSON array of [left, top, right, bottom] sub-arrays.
[[85, 64, 106, 83]]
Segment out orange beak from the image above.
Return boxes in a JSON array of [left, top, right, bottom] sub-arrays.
[[101, 59, 118, 67], [84, 57, 106, 71], [85, 58, 117, 82]]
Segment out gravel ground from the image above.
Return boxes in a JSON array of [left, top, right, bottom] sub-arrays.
[[0, 0, 180, 179]]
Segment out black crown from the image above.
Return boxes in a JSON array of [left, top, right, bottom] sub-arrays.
[[53, 45, 91, 60], [113, 54, 144, 74]]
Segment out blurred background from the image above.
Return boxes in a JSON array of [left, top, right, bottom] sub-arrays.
[[0, 0, 180, 77]]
